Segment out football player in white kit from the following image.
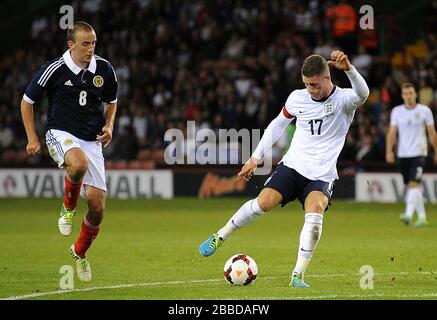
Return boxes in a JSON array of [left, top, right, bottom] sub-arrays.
[[199, 51, 369, 288], [386, 83, 437, 227]]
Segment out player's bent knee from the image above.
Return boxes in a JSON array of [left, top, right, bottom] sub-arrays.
[[256, 198, 272, 212], [65, 149, 89, 176], [257, 189, 282, 212], [306, 200, 327, 213], [72, 160, 88, 176], [305, 192, 329, 213]]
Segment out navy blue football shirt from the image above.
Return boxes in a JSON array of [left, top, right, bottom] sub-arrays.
[[23, 50, 118, 141]]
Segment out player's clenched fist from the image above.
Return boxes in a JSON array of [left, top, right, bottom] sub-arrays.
[[327, 50, 352, 71], [26, 138, 41, 156]]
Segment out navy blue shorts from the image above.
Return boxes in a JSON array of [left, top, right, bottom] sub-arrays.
[[398, 156, 426, 185], [263, 162, 335, 211]]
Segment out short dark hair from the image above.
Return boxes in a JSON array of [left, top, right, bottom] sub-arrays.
[[401, 82, 416, 91], [67, 21, 94, 42], [301, 54, 329, 77]]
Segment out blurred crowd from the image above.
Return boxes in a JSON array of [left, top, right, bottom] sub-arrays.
[[1, 0, 437, 168]]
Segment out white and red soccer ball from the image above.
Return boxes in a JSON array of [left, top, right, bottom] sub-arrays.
[[223, 254, 258, 286]]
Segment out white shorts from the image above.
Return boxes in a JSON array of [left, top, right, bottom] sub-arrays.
[[46, 129, 107, 192]]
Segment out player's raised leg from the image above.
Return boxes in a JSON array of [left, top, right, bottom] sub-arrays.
[[71, 186, 105, 281], [199, 188, 282, 257], [290, 191, 328, 288], [59, 148, 88, 236]]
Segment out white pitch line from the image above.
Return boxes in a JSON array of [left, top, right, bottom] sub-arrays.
[[1, 271, 434, 300], [1, 278, 224, 300], [243, 293, 437, 300], [310, 271, 434, 277]]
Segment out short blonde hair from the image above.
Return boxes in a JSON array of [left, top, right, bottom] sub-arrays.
[[67, 21, 94, 42]]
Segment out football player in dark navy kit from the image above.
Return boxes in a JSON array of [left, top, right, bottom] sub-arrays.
[[20, 21, 118, 282]]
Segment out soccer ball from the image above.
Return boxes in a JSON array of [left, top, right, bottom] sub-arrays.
[[223, 254, 258, 286]]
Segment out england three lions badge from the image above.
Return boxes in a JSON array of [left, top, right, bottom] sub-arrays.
[[324, 103, 335, 116]]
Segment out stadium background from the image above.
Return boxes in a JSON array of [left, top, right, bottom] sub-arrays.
[[1, 0, 437, 202]]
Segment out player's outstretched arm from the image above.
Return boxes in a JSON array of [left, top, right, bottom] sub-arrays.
[[237, 109, 293, 182], [328, 50, 369, 107], [20, 99, 41, 156]]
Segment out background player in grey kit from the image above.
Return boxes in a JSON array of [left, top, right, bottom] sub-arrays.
[[20, 21, 118, 281], [386, 82, 437, 227]]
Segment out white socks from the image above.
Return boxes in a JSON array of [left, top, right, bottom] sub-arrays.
[[293, 213, 323, 276], [217, 198, 264, 240], [405, 188, 417, 220], [415, 189, 426, 219], [405, 187, 426, 220]]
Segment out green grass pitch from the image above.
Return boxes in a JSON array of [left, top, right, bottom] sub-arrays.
[[0, 197, 436, 300]]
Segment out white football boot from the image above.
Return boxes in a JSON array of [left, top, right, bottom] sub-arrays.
[[58, 204, 76, 236], [70, 244, 92, 282]]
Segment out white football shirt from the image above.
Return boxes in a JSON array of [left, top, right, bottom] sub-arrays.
[[390, 104, 434, 158], [281, 86, 361, 182]]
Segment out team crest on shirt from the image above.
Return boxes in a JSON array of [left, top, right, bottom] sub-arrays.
[[64, 139, 72, 146], [93, 75, 104, 87], [324, 102, 335, 116]]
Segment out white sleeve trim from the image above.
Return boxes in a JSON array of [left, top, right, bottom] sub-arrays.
[[23, 94, 35, 104]]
